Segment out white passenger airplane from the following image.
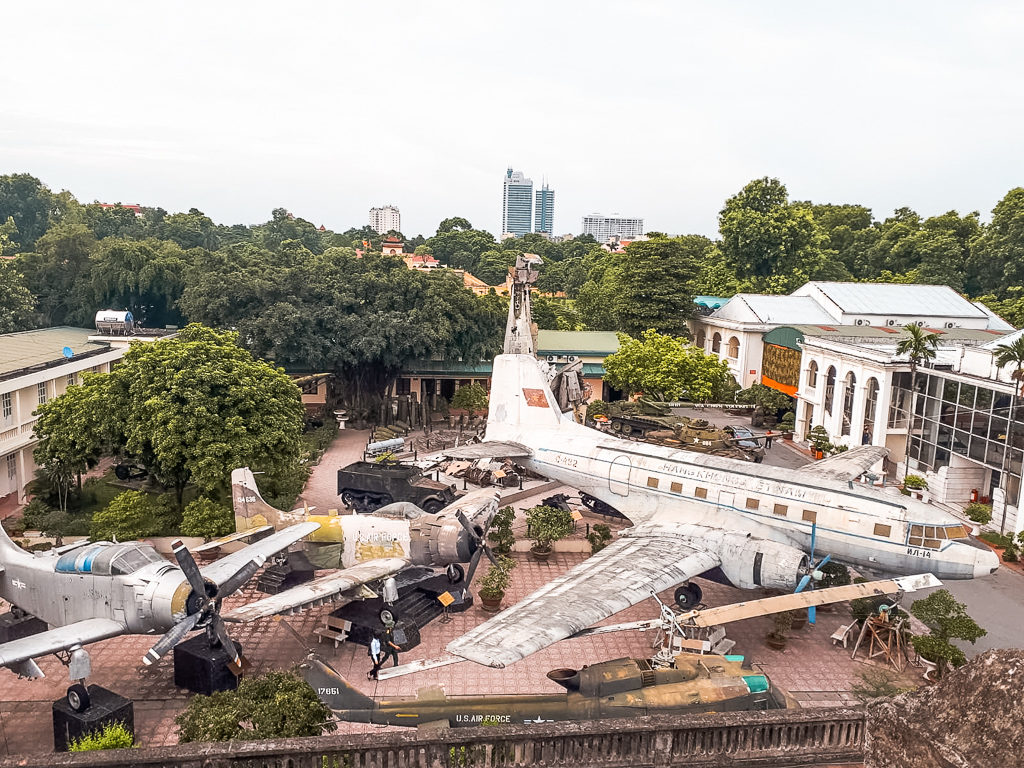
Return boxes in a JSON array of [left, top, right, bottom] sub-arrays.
[[436, 351, 999, 670]]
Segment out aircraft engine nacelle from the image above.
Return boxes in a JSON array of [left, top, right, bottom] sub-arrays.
[[716, 534, 809, 591], [408, 515, 476, 566]]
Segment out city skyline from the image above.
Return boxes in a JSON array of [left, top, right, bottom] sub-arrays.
[[2, 2, 1023, 238]]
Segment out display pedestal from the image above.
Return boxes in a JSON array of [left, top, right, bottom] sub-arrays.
[[256, 553, 316, 594], [0, 611, 47, 643], [173, 635, 242, 695], [52, 686, 133, 752]]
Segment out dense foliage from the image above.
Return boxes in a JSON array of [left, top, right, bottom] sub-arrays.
[[67, 721, 135, 752], [910, 589, 986, 676], [604, 330, 733, 402]]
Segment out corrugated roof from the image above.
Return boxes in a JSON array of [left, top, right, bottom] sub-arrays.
[[788, 324, 1006, 341], [972, 301, 1016, 332], [981, 327, 1024, 350], [536, 330, 620, 355], [802, 282, 987, 318], [0, 327, 111, 377], [721, 295, 835, 325]]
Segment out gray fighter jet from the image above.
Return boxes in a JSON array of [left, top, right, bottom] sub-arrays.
[[0, 519, 315, 710]]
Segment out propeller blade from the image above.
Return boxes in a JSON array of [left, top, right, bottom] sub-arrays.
[[808, 522, 817, 563], [217, 556, 265, 598], [808, 605, 817, 625], [454, 510, 479, 540], [795, 574, 812, 594], [211, 616, 242, 671], [815, 553, 832, 571], [143, 611, 202, 666], [483, 544, 499, 567], [463, 547, 484, 589], [172, 539, 207, 597]]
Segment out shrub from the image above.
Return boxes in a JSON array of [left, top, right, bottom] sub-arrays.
[[903, 474, 928, 490], [89, 491, 172, 541], [176, 670, 335, 743], [850, 668, 914, 702], [478, 555, 516, 600], [68, 721, 135, 752], [451, 383, 488, 413], [587, 400, 609, 418], [779, 412, 796, 432], [909, 589, 986, 678], [181, 497, 235, 539], [525, 505, 574, 551], [964, 502, 992, 524], [587, 523, 613, 553], [487, 506, 516, 555], [1002, 542, 1019, 562]]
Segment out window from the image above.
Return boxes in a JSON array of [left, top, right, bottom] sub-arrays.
[[696, 329, 706, 349], [824, 367, 837, 415], [670, 481, 682, 493], [873, 523, 891, 538], [806, 361, 818, 388], [1, 392, 11, 423], [695, 487, 708, 499], [841, 371, 856, 437], [727, 337, 740, 359], [647, 477, 659, 488], [37, 382, 47, 405], [773, 504, 788, 517], [745, 497, 759, 510], [66, 372, 77, 387], [945, 525, 968, 539], [802, 510, 817, 523], [711, 333, 722, 354], [6, 454, 15, 481], [908, 523, 940, 549]]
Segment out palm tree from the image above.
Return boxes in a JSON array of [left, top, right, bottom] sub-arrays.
[[993, 335, 1024, 533], [895, 325, 940, 480]]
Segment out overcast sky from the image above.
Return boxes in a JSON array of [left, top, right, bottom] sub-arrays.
[[2, 2, 1022, 239]]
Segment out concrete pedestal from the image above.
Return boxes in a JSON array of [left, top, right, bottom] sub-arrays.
[[0, 611, 48, 643], [52, 686, 133, 752], [173, 634, 242, 695]]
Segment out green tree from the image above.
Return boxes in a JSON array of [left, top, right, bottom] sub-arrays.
[[425, 218, 497, 272], [0, 260, 37, 332], [0, 216, 19, 255], [176, 670, 336, 743], [89, 237, 192, 326], [0, 173, 59, 250], [737, 383, 793, 416], [604, 330, 732, 402], [967, 188, 1024, 296], [89, 491, 169, 541], [910, 589, 986, 677], [993, 336, 1024, 532], [16, 222, 98, 325], [895, 325, 940, 478], [181, 497, 235, 539]]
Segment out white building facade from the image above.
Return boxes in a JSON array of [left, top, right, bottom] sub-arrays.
[[581, 214, 644, 242], [502, 169, 533, 237], [369, 205, 401, 234]]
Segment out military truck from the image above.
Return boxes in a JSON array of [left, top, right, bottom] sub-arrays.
[[336, 461, 458, 513]]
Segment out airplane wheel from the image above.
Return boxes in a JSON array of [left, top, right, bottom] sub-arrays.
[[446, 563, 465, 584], [380, 608, 399, 626], [674, 583, 702, 610], [422, 499, 443, 514], [341, 491, 356, 508], [66, 683, 90, 713]]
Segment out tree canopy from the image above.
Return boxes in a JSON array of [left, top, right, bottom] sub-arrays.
[[603, 330, 734, 402]]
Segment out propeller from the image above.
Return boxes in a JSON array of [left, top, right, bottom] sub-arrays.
[[454, 508, 499, 594], [794, 522, 832, 624], [143, 540, 262, 671]]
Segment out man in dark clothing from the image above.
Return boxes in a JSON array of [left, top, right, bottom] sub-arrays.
[[764, 430, 774, 449], [382, 626, 401, 667]]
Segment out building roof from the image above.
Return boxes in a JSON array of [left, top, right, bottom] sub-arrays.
[[981, 327, 1024, 350], [797, 281, 988, 318], [764, 324, 1009, 352], [713, 295, 835, 325], [536, 330, 620, 356], [694, 296, 731, 311], [973, 301, 1016, 332], [0, 327, 112, 378]]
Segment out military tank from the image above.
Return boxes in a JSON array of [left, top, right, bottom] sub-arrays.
[[336, 461, 458, 513]]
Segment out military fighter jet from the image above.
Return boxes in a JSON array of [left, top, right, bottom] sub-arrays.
[[0, 520, 315, 709], [419, 261, 997, 673], [302, 651, 793, 728], [212, 469, 501, 623]]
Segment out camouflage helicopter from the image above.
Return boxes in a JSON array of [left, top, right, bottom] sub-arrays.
[[301, 651, 793, 728]]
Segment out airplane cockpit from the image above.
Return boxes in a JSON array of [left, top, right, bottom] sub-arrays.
[[54, 543, 167, 576]]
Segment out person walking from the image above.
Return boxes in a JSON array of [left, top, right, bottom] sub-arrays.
[[764, 429, 774, 449], [367, 634, 384, 680], [382, 625, 401, 668]]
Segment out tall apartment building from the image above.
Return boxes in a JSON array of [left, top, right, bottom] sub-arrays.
[[501, 168, 533, 237], [581, 213, 645, 241], [369, 205, 401, 234], [534, 183, 555, 236]]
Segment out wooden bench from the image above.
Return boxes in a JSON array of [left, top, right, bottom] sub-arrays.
[[314, 616, 352, 648], [830, 622, 856, 648]]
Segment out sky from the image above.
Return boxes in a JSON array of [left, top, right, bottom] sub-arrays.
[[2, 1, 1023, 239]]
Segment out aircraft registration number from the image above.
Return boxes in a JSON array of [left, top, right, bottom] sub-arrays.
[[906, 547, 932, 558], [318, 687, 340, 695]]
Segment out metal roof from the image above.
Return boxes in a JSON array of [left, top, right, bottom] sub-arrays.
[[0, 327, 112, 378], [536, 330, 620, 356], [716, 295, 835, 325], [981, 327, 1024, 350], [801, 282, 987, 318]]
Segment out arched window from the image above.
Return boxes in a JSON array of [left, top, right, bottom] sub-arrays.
[[727, 337, 740, 359], [712, 332, 722, 354], [842, 371, 857, 436], [696, 329, 706, 349], [807, 360, 818, 389], [862, 377, 879, 444], [824, 366, 837, 415]]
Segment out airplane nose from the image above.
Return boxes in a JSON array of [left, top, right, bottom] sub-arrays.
[[975, 546, 1000, 577]]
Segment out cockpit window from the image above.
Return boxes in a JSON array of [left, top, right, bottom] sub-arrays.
[[55, 543, 164, 575], [907, 521, 956, 550], [111, 545, 165, 575]]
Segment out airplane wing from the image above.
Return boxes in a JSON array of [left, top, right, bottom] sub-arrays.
[[0, 617, 125, 670], [200, 522, 319, 586], [798, 445, 888, 482], [192, 525, 274, 553], [222, 557, 409, 623], [441, 441, 533, 460], [446, 533, 720, 668]]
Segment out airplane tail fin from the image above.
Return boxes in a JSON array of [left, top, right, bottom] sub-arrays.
[[299, 654, 376, 718], [485, 353, 568, 442], [231, 467, 298, 532]]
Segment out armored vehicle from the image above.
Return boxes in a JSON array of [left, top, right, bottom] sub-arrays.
[[336, 461, 458, 513], [601, 402, 762, 462]]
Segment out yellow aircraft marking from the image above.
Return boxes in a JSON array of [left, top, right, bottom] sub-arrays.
[[395, 714, 419, 718], [355, 541, 406, 561], [307, 515, 345, 543]]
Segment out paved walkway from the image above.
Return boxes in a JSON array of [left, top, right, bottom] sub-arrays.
[[299, 428, 372, 512]]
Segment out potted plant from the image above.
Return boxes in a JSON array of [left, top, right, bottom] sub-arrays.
[[779, 412, 796, 440], [903, 474, 928, 500], [807, 425, 832, 460], [525, 505, 574, 561], [587, 523, 613, 553], [478, 555, 516, 612], [487, 505, 516, 555], [766, 611, 792, 650], [788, 608, 807, 630]]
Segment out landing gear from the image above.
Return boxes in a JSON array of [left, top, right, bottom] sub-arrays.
[[674, 583, 703, 610], [66, 683, 90, 713], [446, 563, 466, 585]]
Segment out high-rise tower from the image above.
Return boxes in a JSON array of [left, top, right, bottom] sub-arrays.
[[369, 205, 401, 234], [501, 168, 533, 237], [534, 183, 555, 236]]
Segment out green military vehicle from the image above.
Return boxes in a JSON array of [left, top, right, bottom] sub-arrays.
[[336, 461, 458, 514]]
